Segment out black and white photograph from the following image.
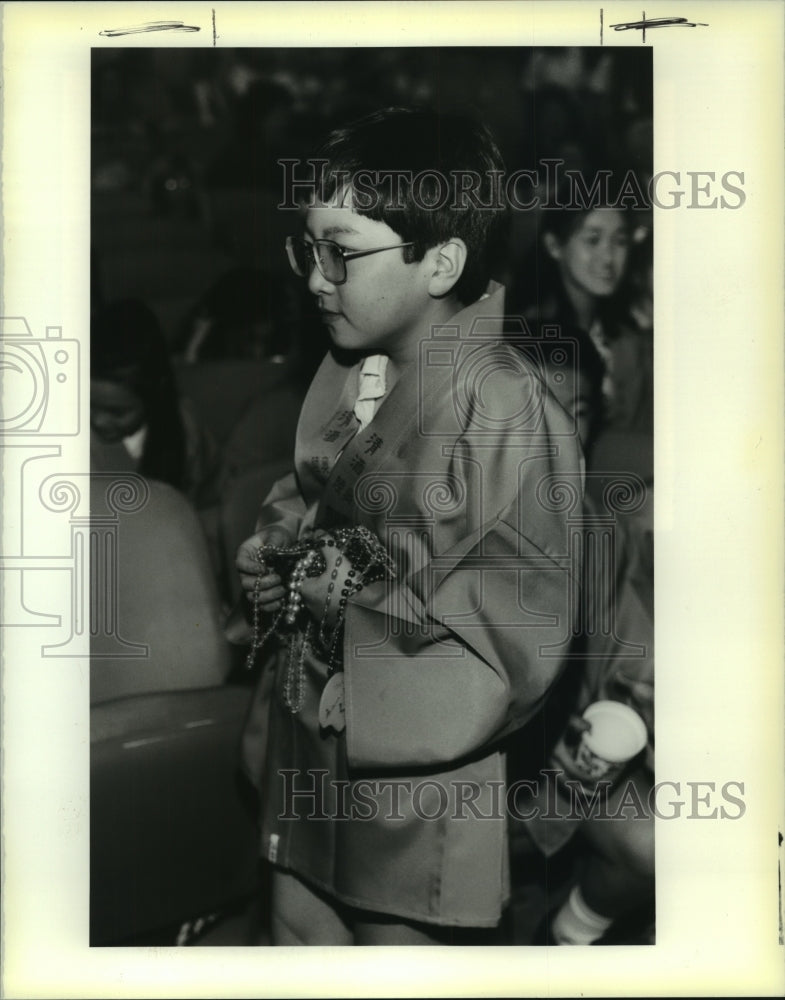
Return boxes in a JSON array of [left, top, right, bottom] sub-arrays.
[[2, 2, 783, 997], [88, 42, 654, 950]]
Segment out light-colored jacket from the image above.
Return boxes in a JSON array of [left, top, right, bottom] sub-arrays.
[[241, 285, 584, 926]]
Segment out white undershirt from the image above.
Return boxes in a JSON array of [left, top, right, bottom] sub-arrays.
[[299, 354, 390, 536], [353, 354, 388, 431], [122, 424, 148, 461]]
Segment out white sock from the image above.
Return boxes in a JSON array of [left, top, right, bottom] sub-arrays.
[[551, 885, 614, 945]]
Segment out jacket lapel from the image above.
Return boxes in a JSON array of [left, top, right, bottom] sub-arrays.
[[298, 283, 507, 529]]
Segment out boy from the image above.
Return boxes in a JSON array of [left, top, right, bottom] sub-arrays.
[[236, 107, 583, 945]]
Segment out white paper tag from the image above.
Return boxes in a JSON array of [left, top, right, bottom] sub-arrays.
[[318, 673, 345, 732]]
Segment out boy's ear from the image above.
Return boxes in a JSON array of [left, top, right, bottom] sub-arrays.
[[426, 239, 467, 297], [543, 232, 561, 261]]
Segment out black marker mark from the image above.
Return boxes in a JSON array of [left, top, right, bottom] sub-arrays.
[[212, 9, 217, 45], [609, 15, 709, 34], [600, 8, 604, 45], [780, 829, 784, 944], [99, 20, 200, 37]]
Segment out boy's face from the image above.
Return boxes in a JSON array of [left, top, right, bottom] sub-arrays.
[[305, 193, 433, 361]]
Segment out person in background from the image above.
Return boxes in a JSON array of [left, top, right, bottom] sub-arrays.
[[510, 196, 653, 543], [171, 266, 318, 482], [172, 266, 299, 365], [509, 330, 654, 946], [511, 200, 652, 438], [90, 297, 222, 512]]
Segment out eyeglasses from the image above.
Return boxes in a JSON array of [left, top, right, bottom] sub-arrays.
[[285, 236, 414, 286]]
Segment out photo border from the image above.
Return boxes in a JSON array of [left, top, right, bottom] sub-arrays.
[[2, 2, 783, 996]]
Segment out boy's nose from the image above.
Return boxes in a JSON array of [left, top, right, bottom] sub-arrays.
[[307, 264, 334, 296]]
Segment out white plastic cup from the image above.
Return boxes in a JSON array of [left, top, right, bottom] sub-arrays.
[[574, 700, 648, 780]]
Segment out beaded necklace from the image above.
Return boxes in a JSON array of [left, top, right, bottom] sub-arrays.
[[245, 526, 395, 715]]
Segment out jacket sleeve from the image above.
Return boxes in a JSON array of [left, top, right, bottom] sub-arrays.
[[254, 471, 308, 539], [342, 429, 583, 770]]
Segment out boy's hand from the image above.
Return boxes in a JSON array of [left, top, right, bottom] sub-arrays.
[[297, 531, 356, 629], [550, 715, 592, 777], [236, 526, 293, 614], [236, 528, 361, 627]]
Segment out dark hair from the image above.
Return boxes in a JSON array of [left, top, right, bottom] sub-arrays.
[[91, 298, 187, 490], [541, 198, 635, 245], [314, 107, 509, 305]]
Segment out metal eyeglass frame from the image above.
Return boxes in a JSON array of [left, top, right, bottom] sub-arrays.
[[285, 236, 415, 285]]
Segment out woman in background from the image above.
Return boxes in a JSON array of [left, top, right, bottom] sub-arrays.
[[511, 201, 653, 438], [90, 297, 221, 511], [507, 330, 654, 946]]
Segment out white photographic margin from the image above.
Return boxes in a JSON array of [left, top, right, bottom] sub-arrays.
[[1, 1, 783, 997]]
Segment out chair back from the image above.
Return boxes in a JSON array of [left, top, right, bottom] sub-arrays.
[[90, 686, 260, 944], [90, 475, 232, 704], [174, 359, 287, 446]]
